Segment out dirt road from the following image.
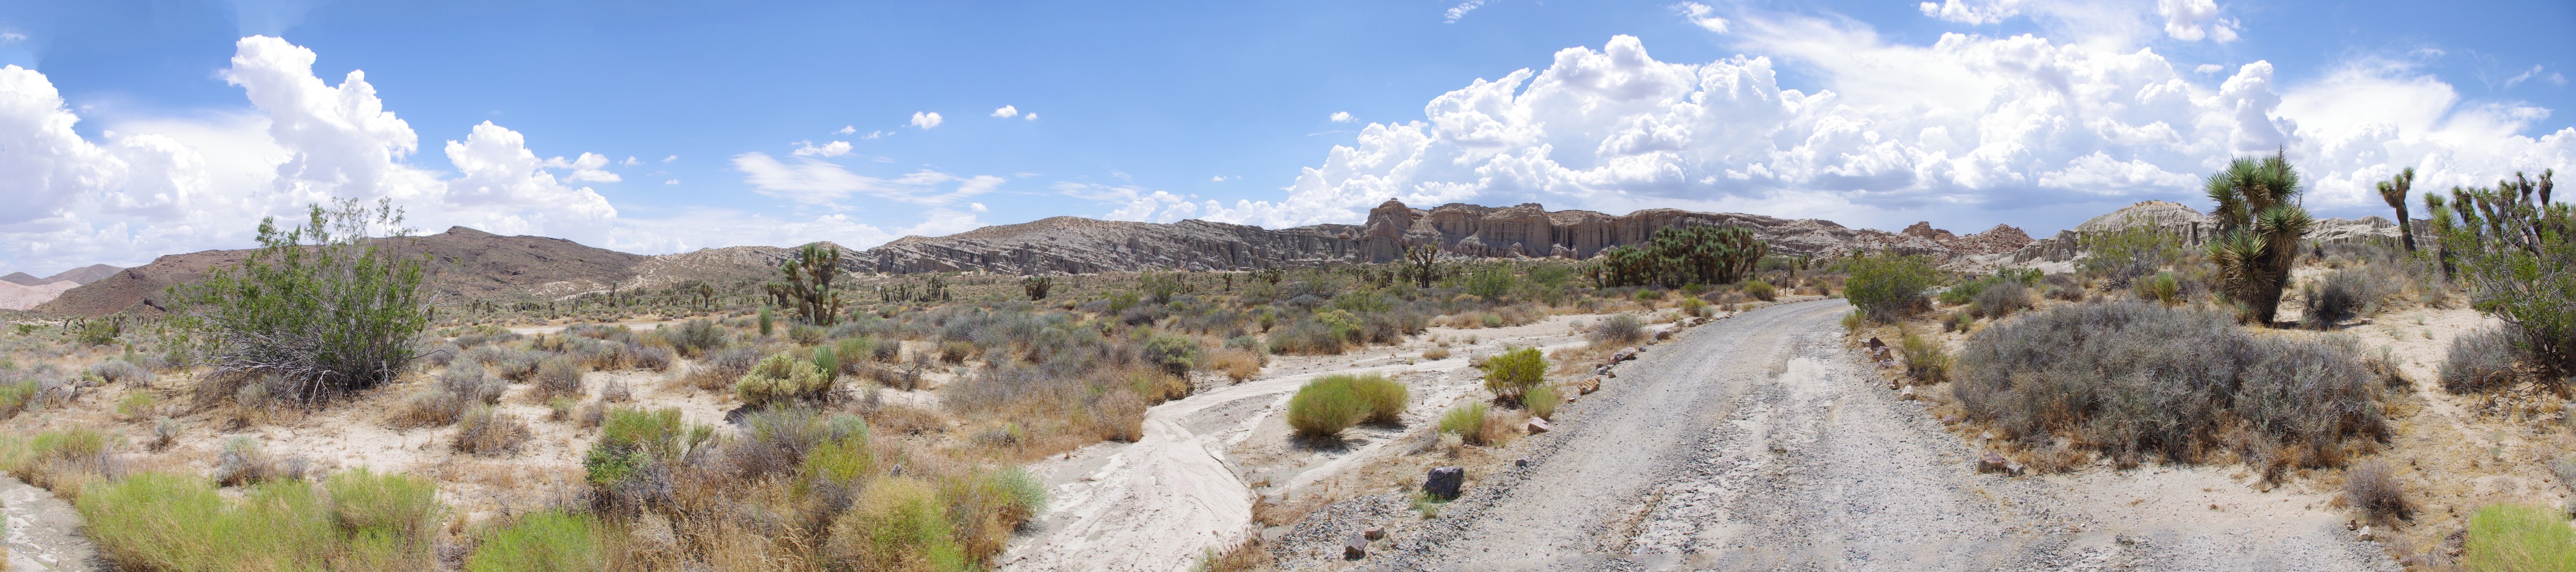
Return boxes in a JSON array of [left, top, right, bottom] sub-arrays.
[[1390, 300, 2397, 571]]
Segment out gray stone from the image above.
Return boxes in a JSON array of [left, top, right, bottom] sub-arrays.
[[1345, 531, 1369, 559]]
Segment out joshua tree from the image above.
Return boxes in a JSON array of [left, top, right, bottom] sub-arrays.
[[1406, 243, 1440, 288], [2377, 167, 2418, 252], [2204, 151, 2313, 325], [1023, 275, 1053, 301], [766, 243, 845, 326]]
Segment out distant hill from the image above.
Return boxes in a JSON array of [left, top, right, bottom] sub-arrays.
[[38, 227, 657, 317], [855, 200, 2032, 275], [3, 264, 125, 287], [32, 201, 2067, 317]]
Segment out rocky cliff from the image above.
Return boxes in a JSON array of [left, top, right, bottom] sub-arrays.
[[2005, 201, 2420, 266]]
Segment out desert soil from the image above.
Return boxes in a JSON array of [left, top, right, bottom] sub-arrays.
[[1373, 300, 2397, 571], [998, 310, 1666, 572], [3, 475, 97, 571]]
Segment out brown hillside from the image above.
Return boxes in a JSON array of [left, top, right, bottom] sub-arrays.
[[39, 227, 654, 318]]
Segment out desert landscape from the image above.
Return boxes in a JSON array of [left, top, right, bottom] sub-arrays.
[[3, 2, 2573, 571]]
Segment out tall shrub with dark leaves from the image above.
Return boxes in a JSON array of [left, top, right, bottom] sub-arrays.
[[168, 198, 431, 404]]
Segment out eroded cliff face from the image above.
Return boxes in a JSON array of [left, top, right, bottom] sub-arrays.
[[852, 200, 2014, 275]]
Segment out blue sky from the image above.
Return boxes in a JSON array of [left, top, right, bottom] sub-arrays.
[[0, 0, 2570, 275]]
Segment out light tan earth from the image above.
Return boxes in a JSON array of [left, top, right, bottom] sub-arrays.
[[3, 475, 97, 571], [998, 309, 1692, 572]]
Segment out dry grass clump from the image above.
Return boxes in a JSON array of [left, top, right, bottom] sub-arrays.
[[1588, 313, 1645, 347], [529, 357, 586, 402], [464, 510, 604, 572], [2440, 326, 2523, 393], [1954, 301, 2391, 476], [0, 428, 115, 500], [1210, 348, 1265, 381], [1898, 330, 1949, 384], [1422, 346, 1451, 361], [85, 359, 155, 386], [1970, 281, 2031, 319], [391, 360, 505, 428], [1286, 379, 1364, 440], [686, 346, 760, 391], [2342, 460, 2413, 525], [1526, 383, 1559, 420], [452, 406, 532, 456], [2302, 268, 2399, 329], [212, 437, 307, 488], [1437, 402, 1517, 446]]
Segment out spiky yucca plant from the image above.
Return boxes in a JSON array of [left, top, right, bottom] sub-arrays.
[[2377, 167, 2418, 252], [2203, 152, 2313, 325]]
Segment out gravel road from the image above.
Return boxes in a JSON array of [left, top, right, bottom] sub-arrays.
[[1387, 299, 2397, 571]]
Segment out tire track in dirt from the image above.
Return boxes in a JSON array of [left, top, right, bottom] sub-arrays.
[[1390, 299, 2399, 571]]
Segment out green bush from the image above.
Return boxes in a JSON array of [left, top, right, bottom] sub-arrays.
[[166, 199, 431, 404], [1287, 378, 1366, 439], [1743, 280, 1776, 301], [2465, 503, 2576, 572], [1439, 402, 1492, 444], [0, 379, 36, 418], [1483, 347, 1548, 405], [1335, 374, 1409, 424], [1464, 265, 1514, 299], [735, 352, 834, 408], [1526, 383, 1558, 420], [1899, 330, 1949, 383], [826, 477, 970, 572], [466, 510, 605, 572], [1845, 252, 1940, 323], [2078, 215, 2184, 287], [81, 470, 443, 572], [1141, 334, 1203, 376]]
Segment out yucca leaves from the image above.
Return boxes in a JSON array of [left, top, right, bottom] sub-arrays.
[[2203, 151, 2309, 324]]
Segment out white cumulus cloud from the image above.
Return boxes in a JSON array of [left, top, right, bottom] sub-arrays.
[[1163, 27, 2571, 236], [911, 111, 943, 130], [791, 140, 852, 157], [2156, 0, 2237, 42], [991, 105, 1019, 118], [834, 125, 856, 135], [1675, 2, 1731, 32], [1329, 111, 1355, 123]]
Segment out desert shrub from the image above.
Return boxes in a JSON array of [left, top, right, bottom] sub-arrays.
[[1677, 296, 1709, 318], [940, 467, 1050, 561], [1740, 280, 1775, 302], [2044, 273, 2089, 302], [81, 469, 441, 572], [2302, 269, 2392, 329], [166, 199, 431, 404], [1463, 265, 1514, 299], [2343, 460, 2412, 525], [1589, 313, 1645, 347], [1953, 301, 2387, 475], [1526, 383, 1558, 420], [212, 436, 307, 487], [466, 510, 605, 572], [1422, 346, 1451, 361], [2135, 271, 2181, 304], [1287, 378, 1366, 439], [117, 392, 159, 420], [1341, 374, 1409, 423], [826, 477, 970, 571], [737, 352, 834, 408], [1942, 310, 1975, 333], [689, 346, 761, 391], [87, 359, 153, 386], [1483, 347, 1548, 405], [1141, 334, 1203, 376], [529, 357, 586, 402], [1210, 348, 1264, 381], [2079, 216, 2184, 287], [0, 379, 37, 418], [2441, 327, 2524, 393], [1845, 252, 1940, 323], [834, 336, 880, 375], [939, 340, 976, 364], [1899, 330, 1949, 383], [662, 318, 728, 358], [452, 406, 530, 456], [1439, 402, 1488, 442], [628, 343, 675, 371], [1971, 281, 2031, 319], [2465, 503, 2576, 572], [1266, 318, 1346, 355]]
